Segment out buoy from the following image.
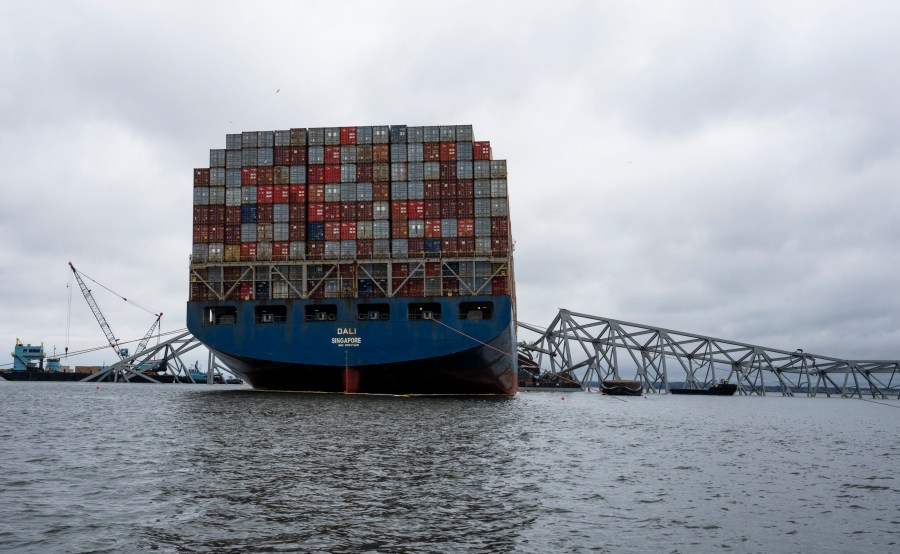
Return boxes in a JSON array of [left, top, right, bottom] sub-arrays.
[[561, 396, 565, 400]]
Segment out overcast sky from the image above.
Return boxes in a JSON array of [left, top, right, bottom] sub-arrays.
[[2, 0, 898, 369]]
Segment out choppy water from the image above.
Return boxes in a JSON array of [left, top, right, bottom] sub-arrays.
[[0, 382, 897, 553]]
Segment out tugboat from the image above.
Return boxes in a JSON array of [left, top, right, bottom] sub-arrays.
[[670, 380, 737, 396]]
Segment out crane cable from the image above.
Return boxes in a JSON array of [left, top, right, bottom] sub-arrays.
[[75, 268, 160, 317]]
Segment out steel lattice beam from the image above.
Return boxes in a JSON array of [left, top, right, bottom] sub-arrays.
[[518, 310, 900, 399]]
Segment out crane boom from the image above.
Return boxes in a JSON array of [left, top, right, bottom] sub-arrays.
[[68, 261, 126, 361], [134, 313, 163, 355]]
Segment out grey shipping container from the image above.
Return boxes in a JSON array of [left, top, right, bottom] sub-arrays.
[[258, 131, 274, 148], [256, 242, 272, 260], [356, 182, 372, 201], [325, 184, 341, 202], [407, 162, 424, 181], [474, 179, 491, 198], [356, 126, 373, 144], [241, 186, 257, 204], [424, 162, 440, 180], [257, 223, 274, 242], [373, 219, 390, 238], [241, 148, 257, 167], [274, 130, 291, 146], [455, 125, 473, 142], [423, 126, 440, 143], [324, 240, 341, 259], [392, 239, 408, 258], [340, 240, 357, 259], [241, 223, 257, 242], [408, 219, 424, 238], [340, 183, 357, 201], [373, 125, 389, 144], [192, 243, 208, 262], [289, 165, 307, 184], [373, 239, 391, 258], [273, 223, 289, 241], [257, 148, 274, 166], [439, 125, 456, 142], [226, 188, 242, 207], [290, 128, 307, 146], [474, 198, 492, 217], [391, 182, 408, 201], [357, 221, 373, 239], [210, 149, 226, 168], [241, 131, 258, 148], [209, 187, 225, 205], [308, 128, 325, 146], [390, 143, 408, 162], [406, 126, 424, 143], [440, 219, 458, 237], [341, 145, 357, 163], [491, 179, 508, 197], [491, 198, 509, 216], [408, 181, 425, 199], [273, 204, 290, 223], [226, 168, 241, 186], [226, 134, 242, 150], [456, 142, 473, 161], [208, 243, 224, 263], [456, 161, 473, 180], [475, 218, 491, 237], [373, 201, 389, 220], [407, 143, 424, 162], [210, 168, 226, 186], [341, 164, 356, 183], [474, 161, 491, 179], [289, 241, 306, 260], [490, 160, 507, 178], [308, 146, 325, 164]]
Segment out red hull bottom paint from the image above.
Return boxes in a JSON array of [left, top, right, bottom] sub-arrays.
[[343, 367, 361, 393]]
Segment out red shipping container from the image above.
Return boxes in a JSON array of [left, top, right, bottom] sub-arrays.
[[457, 179, 474, 199], [225, 206, 241, 225], [324, 203, 341, 221], [457, 237, 475, 255], [258, 167, 274, 185], [392, 262, 409, 277], [257, 185, 274, 204], [308, 184, 325, 202], [273, 185, 290, 203], [340, 127, 357, 145], [424, 143, 440, 161], [192, 225, 207, 243], [424, 219, 442, 238], [356, 145, 373, 163], [308, 202, 325, 221], [224, 225, 240, 245], [209, 205, 225, 224], [241, 167, 257, 185], [340, 221, 357, 240], [274, 147, 291, 166], [425, 262, 441, 276], [356, 201, 374, 220], [492, 275, 509, 295], [307, 241, 325, 260], [240, 243, 257, 261], [357, 239, 373, 259], [440, 199, 458, 218], [441, 181, 458, 198], [289, 184, 306, 203], [340, 202, 357, 220], [257, 204, 274, 223], [372, 182, 390, 201], [324, 145, 341, 164], [324, 165, 341, 183], [391, 202, 408, 219], [457, 218, 475, 237], [458, 199, 474, 218], [224, 267, 242, 280], [424, 200, 441, 218], [289, 147, 307, 165], [440, 161, 457, 180], [491, 237, 509, 256], [408, 239, 425, 258], [308, 165, 325, 184], [424, 182, 441, 199], [289, 204, 306, 222], [289, 223, 306, 241], [408, 280, 425, 296], [239, 282, 254, 299], [325, 222, 341, 240], [441, 238, 459, 256], [492, 217, 509, 237], [356, 163, 373, 182], [443, 279, 460, 295], [272, 241, 289, 261], [209, 224, 225, 243], [392, 219, 409, 239], [194, 168, 210, 186], [407, 199, 424, 219], [372, 144, 389, 163], [473, 141, 492, 160], [439, 142, 457, 161], [193, 206, 209, 225]]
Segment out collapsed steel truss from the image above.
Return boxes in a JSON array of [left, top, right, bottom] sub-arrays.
[[81, 331, 227, 384], [517, 310, 900, 399]]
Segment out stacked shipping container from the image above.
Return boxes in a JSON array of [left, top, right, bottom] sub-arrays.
[[191, 125, 511, 301]]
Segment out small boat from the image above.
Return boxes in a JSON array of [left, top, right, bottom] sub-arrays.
[[601, 379, 643, 396], [670, 381, 737, 396]]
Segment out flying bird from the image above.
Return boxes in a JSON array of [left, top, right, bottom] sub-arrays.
[[275, 89, 280, 93]]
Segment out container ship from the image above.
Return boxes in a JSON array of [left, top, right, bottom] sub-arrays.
[[186, 125, 517, 394]]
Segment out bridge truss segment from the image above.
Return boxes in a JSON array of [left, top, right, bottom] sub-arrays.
[[517, 310, 900, 399]]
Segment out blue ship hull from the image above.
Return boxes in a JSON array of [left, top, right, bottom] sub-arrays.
[[186, 295, 518, 395]]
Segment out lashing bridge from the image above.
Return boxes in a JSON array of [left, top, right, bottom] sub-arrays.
[[517, 309, 900, 399]]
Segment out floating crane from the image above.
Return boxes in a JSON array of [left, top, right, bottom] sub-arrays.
[[68, 261, 162, 368]]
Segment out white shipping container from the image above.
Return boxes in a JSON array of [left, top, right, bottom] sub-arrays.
[[373, 201, 389, 220], [356, 221, 374, 239], [208, 243, 224, 262], [408, 219, 424, 238]]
